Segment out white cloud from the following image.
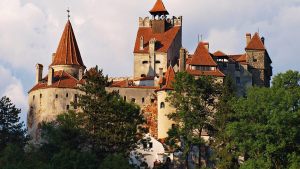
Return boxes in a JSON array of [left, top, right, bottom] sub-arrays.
[[0, 65, 27, 123]]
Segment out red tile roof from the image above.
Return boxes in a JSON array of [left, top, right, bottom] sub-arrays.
[[229, 54, 247, 62], [213, 51, 227, 57], [186, 67, 225, 77], [134, 26, 181, 53], [163, 66, 175, 89], [50, 20, 85, 67], [245, 32, 266, 50], [190, 42, 217, 66], [149, 0, 169, 15], [29, 70, 83, 92]]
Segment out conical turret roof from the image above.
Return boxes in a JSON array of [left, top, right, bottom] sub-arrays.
[[149, 0, 169, 16], [245, 32, 266, 50], [50, 20, 85, 67]]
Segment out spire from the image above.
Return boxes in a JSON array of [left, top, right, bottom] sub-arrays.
[[190, 42, 217, 66], [50, 20, 85, 67], [149, 0, 169, 16], [245, 32, 266, 50]]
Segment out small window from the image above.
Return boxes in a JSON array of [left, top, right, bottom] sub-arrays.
[[40, 94, 42, 98], [66, 93, 69, 98], [74, 94, 78, 109], [155, 60, 161, 64], [151, 99, 155, 103], [55, 94, 58, 99], [66, 105, 70, 110], [253, 58, 257, 62], [124, 96, 126, 101], [141, 74, 146, 78], [142, 98, 145, 103], [142, 61, 148, 64], [236, 77, 241, 84], [131, 98, 136, 103], [149, 142, 153, 148], [160, 102, 165, 109], [235, 64, 240, 71], [33, 95, 35, 100]]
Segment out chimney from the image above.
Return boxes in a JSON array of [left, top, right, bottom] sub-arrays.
[[149, 38, 156, 53], [52, 53, 56, 62], [78, 68, 84, 81], [35, 64, 43, 84], [261, 37, 265, 45], [204, 42, 209, 50], [179, 48, 186, 72], [140, 36, 144, 50], [246, 33, 251, 45], [47, 68, 54, 86]]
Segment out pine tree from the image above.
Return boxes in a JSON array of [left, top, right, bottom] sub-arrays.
[[0, 96, 27, 152], [78, 66, 145, 158]]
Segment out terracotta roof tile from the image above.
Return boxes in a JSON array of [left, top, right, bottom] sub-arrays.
[[149, 0, 169, 15], [190, 42, 217, 66], [29, 70, 81, 92], [245, 32, 265, 50], [163, 66, 175, 89], [186, 67, 225, 77], [50, 20, 85, 67], [134, 26, 181, 53], [213, 51, 227, 57]]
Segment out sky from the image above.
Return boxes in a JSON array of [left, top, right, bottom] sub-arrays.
[[0, 0, 299, 123]]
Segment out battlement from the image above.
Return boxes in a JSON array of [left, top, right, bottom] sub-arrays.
[[138, 16, 182, 28]]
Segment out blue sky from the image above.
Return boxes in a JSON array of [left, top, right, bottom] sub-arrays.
[[0, 0, 299, 123]]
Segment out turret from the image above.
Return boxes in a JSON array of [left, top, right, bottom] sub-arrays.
[[35, 64, 43, 84]]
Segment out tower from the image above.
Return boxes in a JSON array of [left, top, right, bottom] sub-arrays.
[[134, 0, 182, 78], [27, 19, 85, 142], [245, 33, 272, 87]]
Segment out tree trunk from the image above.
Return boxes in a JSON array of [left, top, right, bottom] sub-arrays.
[[198, 130, 202, 168]]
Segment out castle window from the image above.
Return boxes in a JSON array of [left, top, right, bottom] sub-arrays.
[[142, 97, 145, 103], [33, 95, 35, 101], [131, 98, 136, 103], [235, 64, 240, 71], [40, 94, 42, 98], [74, 94, 78, 109], [124, 96, 127, 101], [66, 93, 69, 98], [55, 94, 58, 99], [149, 142, 153, 148], [151, 99, 155, 103], [236, 77, 241, 85], [155, 60, 161, 64], [253, 58, 257, 62], [66, 105, 70, 110], [142, 61, 148, 64], [141, 74, 146, 77], [160, 102, 165, 109]]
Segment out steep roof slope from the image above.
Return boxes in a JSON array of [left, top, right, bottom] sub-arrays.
[[190, 42, 217, 66], [245, 32, 266, 50], [50, 20, 85, 67]]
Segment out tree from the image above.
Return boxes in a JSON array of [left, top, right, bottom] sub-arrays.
[[77, 66, 145, 158], [166, 72, 218, 168], [0, 96, 27, 152], [225, 70, 300, 168], [99, 153, 134, 169], [211, 77, 239, 169]]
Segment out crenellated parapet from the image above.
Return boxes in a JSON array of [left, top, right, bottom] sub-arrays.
[[138, 16, 182, 28], [139, 17, 151, 27]]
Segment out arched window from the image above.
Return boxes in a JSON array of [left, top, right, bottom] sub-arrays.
[[160, 102, 165, 109]]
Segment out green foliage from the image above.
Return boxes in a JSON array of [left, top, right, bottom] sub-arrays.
[[225, 70, 300, 168], [166, 72, 218, 167], [272, 70, 300, 89], [99, 153, 134, 169], [0, 96, 27, 152], [77, 66, 145, 157]]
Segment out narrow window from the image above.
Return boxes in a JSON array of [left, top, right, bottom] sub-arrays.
[[33, 95, 35, 101], [66, 105, 70, 110], [142, 61, 148, 64], [160, 102, 165, 109], [55, 94, 58, 99], [236, 77, 241, 84], [66, 93, 69, 98], [40, 94, 42, 98], [142, 97, 145, 103], [155, 60, 161, 64], [151, 99, 155, 103], [74, 94, 78, 109], [149, 142, 153, 148], [124, 96, 126, 101], [131, 98, 136, 103]]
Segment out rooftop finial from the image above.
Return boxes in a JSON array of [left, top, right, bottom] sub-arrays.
[[67, 7, 70, 20]]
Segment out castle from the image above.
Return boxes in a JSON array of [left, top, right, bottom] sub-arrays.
[[27, 0, 272, 143]]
